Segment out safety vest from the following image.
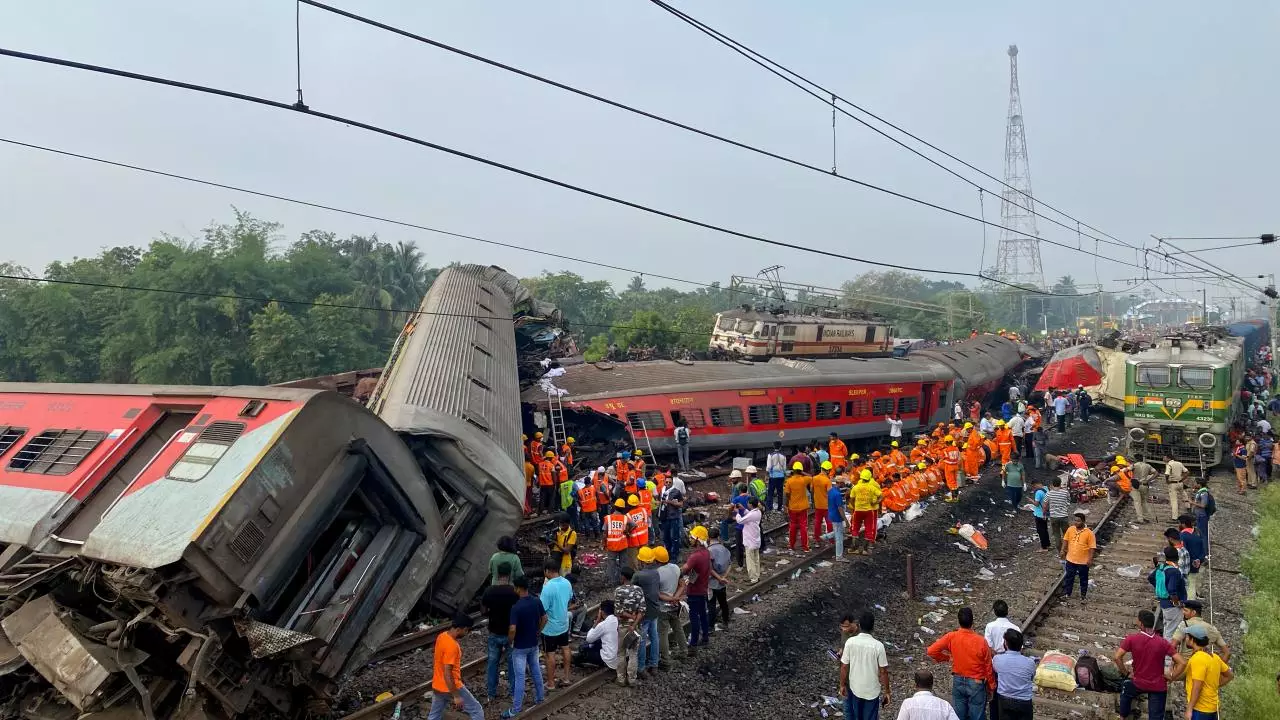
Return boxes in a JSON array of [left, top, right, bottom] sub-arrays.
[[889, 450, 907, 471], [943, 448, 960, 468], [623, 471, 639, 495], [538, 460, 556, 487], [1115, 469, 1133, 494], [561, 444, 574, 465], [626, 508, 648, 547], [635, 458, 646, 476], [556, 462, 569, 484], [615, 460, 631, 484], [530, 440, 543, 460], [638, 486, 654, 521], [559, 479, 576, 510], [578, 484, 598, 513], [605, 513, 629, 552], [749, 477, 766, 502]]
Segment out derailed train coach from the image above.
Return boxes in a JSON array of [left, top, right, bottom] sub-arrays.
[[0, 385, 445, 719]]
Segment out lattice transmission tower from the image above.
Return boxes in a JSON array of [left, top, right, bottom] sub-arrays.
[[993, 44, 1045, 289]]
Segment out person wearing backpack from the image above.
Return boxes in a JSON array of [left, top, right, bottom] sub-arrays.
[[673, 421, 691, 471], [1114, 609, 1186, 720], [1147, 546, 1187, 640]]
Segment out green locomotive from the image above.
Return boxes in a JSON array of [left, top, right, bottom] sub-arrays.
[[1124, 333, 1246, 467]]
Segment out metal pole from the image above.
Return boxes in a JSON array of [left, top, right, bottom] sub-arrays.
[[1202, 288, 1208, 324]]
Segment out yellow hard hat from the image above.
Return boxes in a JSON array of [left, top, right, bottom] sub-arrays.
[[535, 432, 543, 439], [995, 419, 1005, 426], [917, 439, 927, 445], [1110, 465, 1120, 473], [567, 437, 575, 444], [964, 422, 973, 429], [690, 525, 709, 542], [653, 546, 669, 563], [627, 494, 640, 507], [1115, 455, 1128, 465], [917, 462, 927, 469], [544, 451, 555, 458], [614, 498, 626, 508], [522, 434, 528, 441], [635, 449, 643, 456], [850, 453, 860, 460], [637, 546, 656, 563], [792, 462, 804, 470], [891, 441, 899, 448], [821, 460, 833, 470], [859, 469, 873, 481], [944, 435, 954, 442]]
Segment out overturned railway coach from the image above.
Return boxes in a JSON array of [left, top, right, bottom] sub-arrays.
[[526, 335, 1034, 454], [0, 385, 444, 719]]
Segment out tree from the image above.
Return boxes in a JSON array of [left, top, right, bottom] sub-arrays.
[[612, 310, 678, 351]]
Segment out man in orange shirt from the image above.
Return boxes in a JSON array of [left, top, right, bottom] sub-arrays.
[[926, 607, 994, 720], [537, 451, 557, 515], [994, 420, 1014, 465], [811, 461, 834, 540], [784, 462, 812, 553], [427, 614, 484, 720], [828, 433, 849, 472], [941, 437, 961, 502]]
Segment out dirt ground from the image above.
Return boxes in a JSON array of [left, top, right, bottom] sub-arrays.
[[337, 413, 1258, 719]]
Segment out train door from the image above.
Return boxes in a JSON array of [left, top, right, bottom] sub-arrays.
[[919, 383, 936, 425]]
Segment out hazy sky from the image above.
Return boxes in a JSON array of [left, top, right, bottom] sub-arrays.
[[1, 1, 1276, 301]]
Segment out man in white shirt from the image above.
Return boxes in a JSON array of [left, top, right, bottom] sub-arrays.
[[979, 414, 995, 436], [1007, 413, 1026, 456], [839, 612, 890, 716], [574, 601, 619, 670], [1258, 417, 1272, 435], [982, 600, 1020, 652], [953, 401, 964, 421], [896, 670, 959, 720], [886, 414, 904, 441]]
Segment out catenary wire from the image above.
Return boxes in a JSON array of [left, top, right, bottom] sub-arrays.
[[301, 0, 1139, 258], [644, 0, 1145, 253], [0, 46, 1144, 296]]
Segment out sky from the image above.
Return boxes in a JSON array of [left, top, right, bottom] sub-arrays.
[[0, 1, 1276, 305]]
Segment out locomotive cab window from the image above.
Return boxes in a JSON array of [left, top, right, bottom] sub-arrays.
[[816, 402, 841, 420], [1177, 366, 1213, 390], [748, 404, 779, 425], [783, 403, 811, 423], [709, 406, 745, 427], [716, 316, 736, 332], [1135, 365, 1171, 387]]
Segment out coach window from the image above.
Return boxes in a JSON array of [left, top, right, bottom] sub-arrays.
[[871, 398, 895, 416], [897, 397, 920, 414], [783, 403, 811, 423], [8, 429, 106, 475], [1135, 365, 1170, 387], [0, 426, 27, 457], [1178, 366, 1213, 390], [168, 421, 246, 482], [816, 402, 841, 420], [671, 409, 706, 428], [626, 411, 666, 431], [748, 404, 779, 425], [710, 406, 745, 428], [845, 398, 869, 417]]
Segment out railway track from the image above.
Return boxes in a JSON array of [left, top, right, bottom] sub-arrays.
[[340, 518, 811, 719], [1018, 494, 1176, 719]]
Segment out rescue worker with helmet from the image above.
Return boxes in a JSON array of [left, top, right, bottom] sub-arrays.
[[811, 461, 834, 541], [888, 441, 908, 475], [784, 462, 812, 552], [577, 472, 601, 540], [537, 451, 558, 515], [529, 432, 544, 463], [941, 436, 961, 502], [522, 434, 535, 515], [560, 436, 575, 467], [604, 498, 633, 584], [850, 469, 882, 555], [625, 494, 649, 569], [994, 419, 1014, 465]]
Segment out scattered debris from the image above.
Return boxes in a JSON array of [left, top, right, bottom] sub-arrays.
[[975, 568, 996, 581]]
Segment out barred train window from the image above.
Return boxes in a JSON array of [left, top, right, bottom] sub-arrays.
[[871, 398, 895, 415], [898, 397, 920, 414], [710, 406, 744, 427], [748, 404, 778, 425], [8, 429, 105, 475], [816, 402, 841, 420], [783, 403, 811, 423]]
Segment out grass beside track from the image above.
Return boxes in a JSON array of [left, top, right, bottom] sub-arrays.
[[1226, 484, 1280, 717]]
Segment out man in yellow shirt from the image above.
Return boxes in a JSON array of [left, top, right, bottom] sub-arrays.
[[849, 469, 882, 556], [784, 462, 812, 553], [1060, 511, 1095, 603], [1183, 625, 1232, 718], [811, 461, 834, 542]]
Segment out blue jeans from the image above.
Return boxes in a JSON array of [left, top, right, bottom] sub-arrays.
[[637, 618, 660, 671], [952, 676, 987, 720], [767, 476, 785, 511], [579, 510, 601, 539], [485, 634, 515, 698], [844, 694, 880, 720], [427, 685, 483, 720], [509, 646, 544, 713], [825, 519, 845, 557], [1196, 511, 1209, 546], [688, 595, 710, 646], [1118, 679, 1167, 720], [661, 517, 683, 563], [1063, 561, 1089, 599], [1190, 712, 1218, 720]]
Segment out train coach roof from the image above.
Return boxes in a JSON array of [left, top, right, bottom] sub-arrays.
[[716, 308, 883, 325], [524, 356, 953, 402], [0, 383, 328, 401], [1127, 339, 1242, 367]]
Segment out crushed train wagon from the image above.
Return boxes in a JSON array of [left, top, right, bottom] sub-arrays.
[[0, 384, 445, 720], [368, 264, 550, 614]]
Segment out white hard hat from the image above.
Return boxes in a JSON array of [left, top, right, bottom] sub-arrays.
[[744, 465, 758, 474], [729, 470, 743, 479]]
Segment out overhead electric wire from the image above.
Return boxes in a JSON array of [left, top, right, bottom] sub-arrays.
[[644, 0, 1144, 252], [1151, 238, 1267, 294], [0, 46, 1144, 296], [300, 0, 1141, 260]]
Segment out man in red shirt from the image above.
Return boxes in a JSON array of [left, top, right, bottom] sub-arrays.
[[926, 607, 994, 720], [1114, 609, 1186, 720], [426, 614, 483, 720], [683, 525, 718, 651]]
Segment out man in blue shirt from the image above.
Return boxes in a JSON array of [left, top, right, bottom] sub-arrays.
[[1053, 394, 1069, 433], [825, 480, 848, 560], [1029, 479, 1049, 551], [1148, 546, 1187, 640], [504, 577, 545, 718], [1179, 514, 1206, 601], [540, 558, 573, 690], [991, 629, 1036, 719]]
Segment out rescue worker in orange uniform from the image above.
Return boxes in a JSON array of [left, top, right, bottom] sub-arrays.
[[604, 498, 633, 584], [784, 462, 812, 553], [828, 433, 849, 472], [529, 432, 544, 462], [637, 478, 655, 527], [561, 437, 575, 466], [577, 474, 600, 540], [941, 436, 961, 502], [633, 449, 647, 478], [888, 441, 908, 475], [931, 422, 947, 440], [625, 494, 649, 568], [537, 451, 558, 515], [910, 438, 929, 465], [522, 434, 535, 515], [962, 440, 983, 483], [811, 461, 834, 540], [994, 419, 1014, 465]]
